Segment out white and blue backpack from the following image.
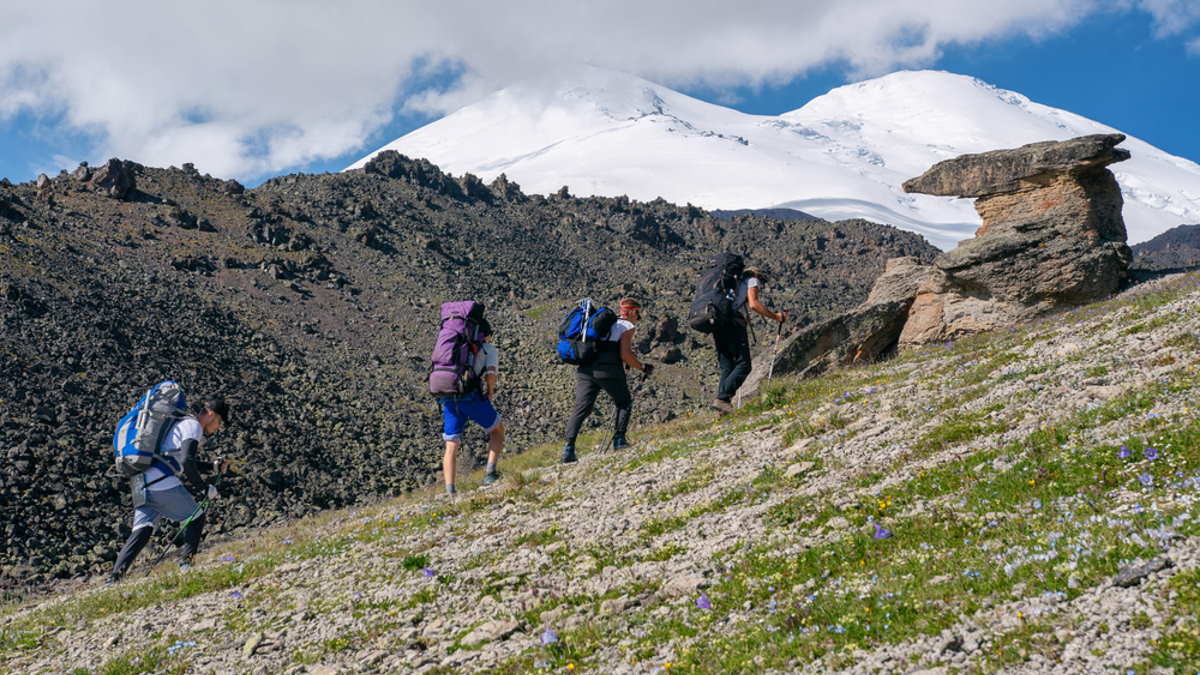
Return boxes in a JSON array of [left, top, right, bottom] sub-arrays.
[[112, 380, 189, 478], [556, 299, 619, 365]]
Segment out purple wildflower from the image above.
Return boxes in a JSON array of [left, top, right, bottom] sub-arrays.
[[1144, 447, 1159, 460], [541, 628, 559, 646], [696, 592, 712, 610], [230, 590, 243, 600], [873, 523, 893, 540], [1118, 445, 1131, 459], [422, 568, 435, 578], [1140, 472, 1153, 488], [219, 553, 236, 562]]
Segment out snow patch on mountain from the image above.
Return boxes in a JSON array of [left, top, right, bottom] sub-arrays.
[[349, 67, 1200, 249]]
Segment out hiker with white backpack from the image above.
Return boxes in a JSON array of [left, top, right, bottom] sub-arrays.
[[558, 297, 653, 463], [428, 301, 505, 495], [108, 382, 230, 582]]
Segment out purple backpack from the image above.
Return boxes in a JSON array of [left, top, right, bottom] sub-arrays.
[[429, 301, 486, 396]]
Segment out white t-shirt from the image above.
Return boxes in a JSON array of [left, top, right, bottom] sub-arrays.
[[143, 417, 204, 491], [472, 343, 499, 378], [607, 318, 636, 343], [733, 276, 761, 312]]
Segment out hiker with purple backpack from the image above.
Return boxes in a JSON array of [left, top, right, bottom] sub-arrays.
[[428, 301, 504, 495]]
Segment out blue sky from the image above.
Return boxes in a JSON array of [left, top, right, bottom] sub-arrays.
[[1, 2, 1197, 185]]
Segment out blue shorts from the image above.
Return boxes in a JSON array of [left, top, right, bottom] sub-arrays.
[[439, 391, 502, 441]]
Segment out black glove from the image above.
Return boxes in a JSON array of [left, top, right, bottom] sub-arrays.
[[642, 364, 655, 377]]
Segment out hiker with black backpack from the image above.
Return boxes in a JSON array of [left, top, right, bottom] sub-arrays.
[[109, 383, 230, 582], [559, 297, 653, 463], [429, 301, 505, 495], [688, 254, 787, 415]]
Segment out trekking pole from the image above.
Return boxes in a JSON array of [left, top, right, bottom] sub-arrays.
[[766, 311, 787, 382]]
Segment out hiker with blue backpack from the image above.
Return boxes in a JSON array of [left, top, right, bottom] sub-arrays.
[[558, 297, 653, 463], [688, 254, 787, 415], [429, 301, 505, 495], [109, 381, 230, 582]]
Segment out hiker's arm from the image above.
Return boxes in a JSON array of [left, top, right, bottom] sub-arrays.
[[484, 371, 497, 399], [178, 439, 212, 493], [747, 285, 786, 323], [619, 330, 646, 371]]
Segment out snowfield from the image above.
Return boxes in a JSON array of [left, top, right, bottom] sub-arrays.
[[349, 67, 1200, 250]]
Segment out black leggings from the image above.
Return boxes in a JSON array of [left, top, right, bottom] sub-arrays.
[[564, 366, 632, 444], [714, 322, 752, 402], [111, 512, 206, 576]]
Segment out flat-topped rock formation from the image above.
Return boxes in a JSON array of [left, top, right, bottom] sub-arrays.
[[754, 134, 1136, 388]]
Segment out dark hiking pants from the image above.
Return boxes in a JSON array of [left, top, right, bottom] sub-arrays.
[[714, 321, 752, 402], [564, 365, 632, 445]]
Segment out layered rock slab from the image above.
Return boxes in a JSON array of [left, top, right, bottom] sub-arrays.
[[752, 134, 1135, 389]]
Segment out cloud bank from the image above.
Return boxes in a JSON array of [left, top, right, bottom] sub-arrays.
[[0, 0, 1195, 179]]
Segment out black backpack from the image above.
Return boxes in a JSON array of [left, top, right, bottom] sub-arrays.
[[687, 252, 745, 333]]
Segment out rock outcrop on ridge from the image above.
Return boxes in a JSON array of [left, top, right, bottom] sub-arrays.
[[753, 135, 1135, 389], [1131, 223, 1200, 272], [0, 153, 938, 588]]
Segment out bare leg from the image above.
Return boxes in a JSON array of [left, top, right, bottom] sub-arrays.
[[487, 424, 505, 468], [443, 440, 461, 493]]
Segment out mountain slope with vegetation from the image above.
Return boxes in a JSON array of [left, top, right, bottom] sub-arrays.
[[5, 270, 1199, 673], [0, 155, 936, 587]]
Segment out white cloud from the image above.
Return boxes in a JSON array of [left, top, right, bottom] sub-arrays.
[[0, 1, 1188, 179], [1189, 36, 1200, 54], [1130, 0, 1200, 36]]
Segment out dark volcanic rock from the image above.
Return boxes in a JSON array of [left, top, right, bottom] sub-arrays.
[[1132, 223, 1200, 272], [88, 158, 138, 200]]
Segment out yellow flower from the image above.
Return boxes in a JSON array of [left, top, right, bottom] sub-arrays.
[[568, 665, 575, 671], [1028, 479, 1036, 486]]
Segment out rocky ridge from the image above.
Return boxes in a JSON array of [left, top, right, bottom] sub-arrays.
[[3, 267, 1199, 673], [1131, 223, 1200, 272], [0, 153, 937, 587]]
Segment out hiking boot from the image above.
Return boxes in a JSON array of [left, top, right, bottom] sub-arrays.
[[482, 471, 501, 485], [560, 444, 578, 464], [711, 398, 734, 415], [179, 555, 193, 572], [612, 436, 636, 451], [104, 572, 121, 585]]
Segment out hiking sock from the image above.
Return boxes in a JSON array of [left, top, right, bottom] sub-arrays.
[[486, 462, 496, 476], [445, 483, 456, 496]]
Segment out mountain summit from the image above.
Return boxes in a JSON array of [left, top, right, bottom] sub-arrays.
[[349, 68, 1200, 249]]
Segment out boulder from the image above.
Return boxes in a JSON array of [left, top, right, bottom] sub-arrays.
[[741, 257, 938, 393], [906, 133, 1131, 312], [750, 135, 1134, 386], [897, 134, 1132, 347], [88, 158, 137, 200]]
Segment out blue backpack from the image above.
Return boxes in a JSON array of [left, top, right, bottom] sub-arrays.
[[557, 299, 619, 365], [113, 380, 189, 477]]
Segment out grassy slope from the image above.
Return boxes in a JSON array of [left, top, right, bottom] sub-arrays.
[[4, 274, 1200, 673]]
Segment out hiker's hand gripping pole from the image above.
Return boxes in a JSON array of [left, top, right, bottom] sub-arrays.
[[766, 310, 788, 382]]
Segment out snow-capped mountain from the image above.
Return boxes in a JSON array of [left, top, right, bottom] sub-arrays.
[[348, 67, 1200, 249]]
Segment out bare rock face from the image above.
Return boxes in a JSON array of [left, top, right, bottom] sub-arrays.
[[752, 135, 1136, 386], [896, 133, 1133, 345], [742, 257, 938, 392], [88, 158, 137, 199]]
